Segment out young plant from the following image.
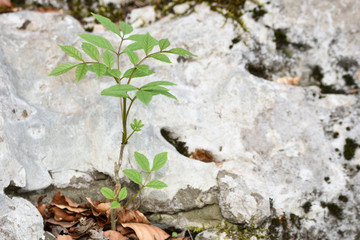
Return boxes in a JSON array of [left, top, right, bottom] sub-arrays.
[[49, 13, 196, 230], [101, 151, 168, 209]]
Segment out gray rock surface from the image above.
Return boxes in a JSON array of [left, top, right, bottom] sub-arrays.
[[0, 195, 44, 240], [0, 1, 360, 239]]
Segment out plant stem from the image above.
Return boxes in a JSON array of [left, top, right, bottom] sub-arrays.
[[124, 172, 150, 209]]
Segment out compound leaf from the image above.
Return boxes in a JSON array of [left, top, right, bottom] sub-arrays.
[[120, 21, 133, 35], [151, 152, 167, 172], [58, 45, 83, 61], [134, 152, 150, 172], [92, 13, 121, 36], [101, 187, 116, 200], [81, 42, 100, 61], [75, 64, 87, 82], [145, 180, 168, 189], [103, 50, 114, 68], [123, 169, 142, 185], [150, 53, 171, 63], [159, 38, 170, 51], [79, 34, 115, 52], [49, 63, 78, 76], [136, 90, 153, 106]]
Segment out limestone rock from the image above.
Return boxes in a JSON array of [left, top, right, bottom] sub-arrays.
[[0, 1, 359, 239], [0, 194, 44, 240]]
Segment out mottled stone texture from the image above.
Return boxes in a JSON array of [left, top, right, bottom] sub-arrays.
[[1, 1, 360, 239]]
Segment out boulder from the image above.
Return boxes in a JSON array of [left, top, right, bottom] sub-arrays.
[[0, 1, 359, 239]]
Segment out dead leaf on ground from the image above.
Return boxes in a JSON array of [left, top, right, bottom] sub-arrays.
[[49, 206, 79, 222], [104, 230, 128, 240], [117, 208, 150, 225], [46, 218, 78, 228], [274, 76, 301, 86], [54, 204, 88, 213], [0, 0, 12, 8], [51, 192, 80, 208], [37, 203, 47, 219], [122, 223, 170, 240], [56, 234, 73, 240], [190, 148, 214, 163]]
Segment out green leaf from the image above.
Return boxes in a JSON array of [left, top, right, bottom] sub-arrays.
[[123, 42, 143, 52], [165, 48, 197, 57], [101, 187, 116, 200], [142, 32, 158, 55], [141, 81, 176, 88], [130, 119, 144, 132], [75, 64, 87, 82], [159, 38, 170, 51], [126, 34, 146, 41], [91, 63, 107, 79], [157, 90, 178, 101], [111, 201, 121, 209], [92, 13, 121, 36], [134, 152, 150, 172], [101, 84, 137, 98], [142, 86, 169, 92], [150, 53, 171, 63], [107, 69, 121, 78], [103, 50, 114, 68], [151, 152, 167, 172], [123, 65, 154, 78], [49, 63, 78, 76], [136, 90, 153, 105], [58, 45, 83, 61], [118, 187, 127, 201], [145, 180, 168, 189], [125, 51, 139, 65], [123, 169, 142, 185], [120, 21, 133, 35], [82, 42, 100, 61], [79, 34, 115, 52]]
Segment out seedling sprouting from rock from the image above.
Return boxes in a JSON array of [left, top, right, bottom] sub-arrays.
[[49, 13, 196, 230]]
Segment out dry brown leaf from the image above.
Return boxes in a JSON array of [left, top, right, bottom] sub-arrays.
[[49, 206, 79, 222], [190, 148, 214, 163], [104, 230, 128, 240], [37, 203, 47, 219], [122, 223, 170, 240], [274, 76, 301, 86], [356, 70, 360, 79], [0, 0, 12, 8], [54, 204, 88, 213], [117, 209, 150, 225], [56, 234, 73, 240], [46, 218, 78, 228], [51, 192, 80, 208]]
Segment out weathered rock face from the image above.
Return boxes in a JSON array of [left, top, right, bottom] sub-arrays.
[[0, 0, 360, 239], [0, 196, 44, 239]]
